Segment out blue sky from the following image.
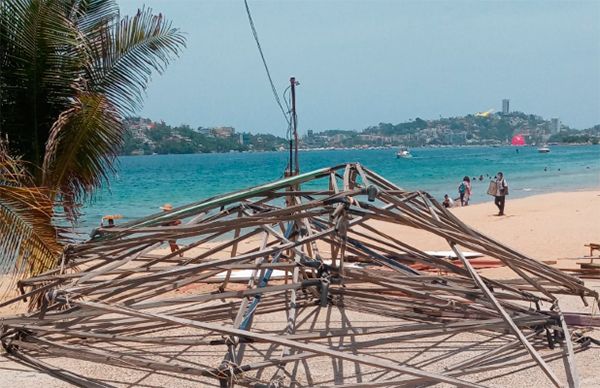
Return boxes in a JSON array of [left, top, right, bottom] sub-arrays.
[[118, 0, 600, 135]]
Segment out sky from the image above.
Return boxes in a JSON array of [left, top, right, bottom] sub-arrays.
[[118, 0, 600, 135]]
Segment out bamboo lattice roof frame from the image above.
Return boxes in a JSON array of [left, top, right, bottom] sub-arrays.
[[1, 163, 598, 387]]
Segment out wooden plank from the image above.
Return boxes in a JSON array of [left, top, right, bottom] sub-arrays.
[[558, 309, 581, 388]]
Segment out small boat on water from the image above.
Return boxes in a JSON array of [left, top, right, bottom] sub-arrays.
[[537, 145, 551, 153], [396, 147, 412, 158]]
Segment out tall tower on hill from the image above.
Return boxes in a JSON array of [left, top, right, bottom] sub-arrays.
[[502, 99, 510, 115], [550, 118, 561, 134]]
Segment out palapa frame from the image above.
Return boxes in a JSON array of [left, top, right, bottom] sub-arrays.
[[1, 163, 598, 387]]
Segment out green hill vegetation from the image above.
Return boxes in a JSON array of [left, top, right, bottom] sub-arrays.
[[123, 112, 598, 155], [122, 119, 287, 155]]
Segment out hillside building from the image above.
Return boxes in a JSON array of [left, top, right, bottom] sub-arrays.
[[502, 99, 510, 115], [211, 126, 235, 138], [550, 118, 560, 134]]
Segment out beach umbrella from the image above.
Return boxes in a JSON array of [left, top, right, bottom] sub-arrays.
[[511, 134, 526, 146], [102, 214, 124, 220]]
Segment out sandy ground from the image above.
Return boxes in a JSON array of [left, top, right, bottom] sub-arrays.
[[369, 189, 600, 260], [443, 190, 600, 260], [1, 190, 599, 387], [1, 288, 599, 388]]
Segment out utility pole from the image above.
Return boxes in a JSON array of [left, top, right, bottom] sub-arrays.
[[290, 77, 299, 175]]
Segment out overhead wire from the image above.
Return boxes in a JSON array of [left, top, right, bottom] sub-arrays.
[[243, 0, 298, 174], [243, 0, 290, 128]]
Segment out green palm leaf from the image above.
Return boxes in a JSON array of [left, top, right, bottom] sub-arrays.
[[42, 92, 122, 219], [0, 1, 185, 291], [0, 0, 81, 169], [68, 0, 119, 34], [86, 6, 186, 116], [41, 5, 185, 215], [0, 144, 62, 301]]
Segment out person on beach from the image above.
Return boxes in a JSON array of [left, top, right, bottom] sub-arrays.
[[458, 176, 471, 206], [102, 217, 115, 228], [100, 214, 122, 227], [161, 203, 183, 256], [493, 172, 508, 216], [442, 194, 454, 208], [91, 214, 121, 238]]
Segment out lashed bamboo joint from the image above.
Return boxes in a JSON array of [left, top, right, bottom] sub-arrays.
[[1, 163, 598, 387]]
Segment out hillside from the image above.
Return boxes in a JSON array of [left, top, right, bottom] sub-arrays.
[[121, 113, 598, 155], [122, 119, 288, 155]]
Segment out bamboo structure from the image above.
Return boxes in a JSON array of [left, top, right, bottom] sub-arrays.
[[1, 163, 598, 387]]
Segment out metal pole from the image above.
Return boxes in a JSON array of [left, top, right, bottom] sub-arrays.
[[290, 77, 299, 175]]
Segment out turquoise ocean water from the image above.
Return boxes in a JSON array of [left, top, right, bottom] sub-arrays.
[[81, 145, 600, 232]]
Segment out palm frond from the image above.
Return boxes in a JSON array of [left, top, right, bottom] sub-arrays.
[[42, 92, 123, 219], [68, 0, 119, 34], [86, 6, 186, 116], [0, 0, 82, 169], [40, 6, 185, 214], [0, 143, 62, 301]]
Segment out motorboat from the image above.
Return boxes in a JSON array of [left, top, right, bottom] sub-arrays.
[[396, 147, 412, 158], [537, 145, 550, 153]]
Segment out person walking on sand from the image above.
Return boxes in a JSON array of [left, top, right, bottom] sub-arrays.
[[160, 203, 183, 256], [458, 176, 471, 206], [493, 172, 508, 216]]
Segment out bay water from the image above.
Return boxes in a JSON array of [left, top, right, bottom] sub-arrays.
[[81, 145, 600, 232]]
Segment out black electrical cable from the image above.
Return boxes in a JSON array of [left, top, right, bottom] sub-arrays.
[[243, 0, 290, 127]]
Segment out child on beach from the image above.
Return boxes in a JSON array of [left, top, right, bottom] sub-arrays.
[[442, 194, 454, 208], [458, 176, 471, 206]]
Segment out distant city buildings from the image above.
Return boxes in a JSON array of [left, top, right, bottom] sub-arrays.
[[550, 118, 561, 134], [122, 109, 591, 156], [195, 127, 211, 136], [502, 99, 510, 115], [126, 117, 156, 147], [443, 132, 467, 145], [211, 126, 235, 138]]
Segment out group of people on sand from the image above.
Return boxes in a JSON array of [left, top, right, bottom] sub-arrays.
[[442, 172, 508, 216]]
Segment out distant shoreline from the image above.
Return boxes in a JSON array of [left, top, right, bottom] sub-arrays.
[[119, 142, 600, 157]]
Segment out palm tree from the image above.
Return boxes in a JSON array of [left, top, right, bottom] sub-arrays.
[[0, 0, 185, 293]]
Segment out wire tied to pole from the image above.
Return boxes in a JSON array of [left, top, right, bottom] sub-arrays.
[[243, 0, 290, 127]]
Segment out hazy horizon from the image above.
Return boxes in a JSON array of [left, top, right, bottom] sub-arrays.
[[118, 0, 600, 135]]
